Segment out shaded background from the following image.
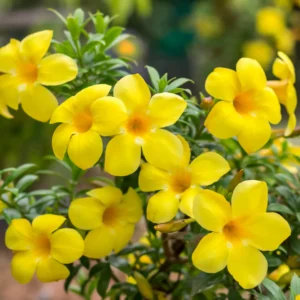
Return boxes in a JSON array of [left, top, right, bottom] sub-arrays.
[[0, 0, 299, 298]]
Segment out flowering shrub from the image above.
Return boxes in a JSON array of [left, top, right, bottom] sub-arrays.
[[1, 8, 300, 299]]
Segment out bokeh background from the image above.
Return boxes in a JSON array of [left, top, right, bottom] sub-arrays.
[[0, 0, 299, 299]]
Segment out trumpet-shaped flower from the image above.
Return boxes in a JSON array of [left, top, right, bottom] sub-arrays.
[[5, 214, 84, 284], [139, 135, 230, 223], [205, 58, 281, 153], [104, 74, 187, 176], [50, 84, 128, 169], [68, 186, 143, 258], [267, 52, 297, 136], [0, 31, 78, 121], [192, 180, 291, 289]]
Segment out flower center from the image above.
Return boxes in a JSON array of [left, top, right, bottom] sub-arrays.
[[103, 206, 119, 227], [17, 62, 38, 84], [170, 169, 192, 194], [73, 110, 93, 133], [33, 234, 51, 258], [233, 91, 255, 115], [126, 113, 150, 136], [223, 220, 245, 244]]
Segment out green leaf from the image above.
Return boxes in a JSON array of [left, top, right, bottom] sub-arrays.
[[260, 278, 285, 300], [74, 8, 85, 25], [2, 164, 36, 187], [268, 203, 294, 215], [2, 208, 22, 224], [16, 175, 38, 192], [290, 273, 300, 300], [80, 256, 90, 269], [64, 264, 81, 292], [108, 256, 132, 275], [145, 66, 160, 91], [96, 264, 112, 297], [48, 8, 67, 24], [104, 27, 124, 49], [164, 78, 193, 92], [191, 272, 226, 295]]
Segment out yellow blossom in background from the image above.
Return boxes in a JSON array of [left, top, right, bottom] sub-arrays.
[[104, 74, 187, 176], [205, 58, 281, 153], [194, 15, 223, 39], [269, 264, 290, 281], [267, 52, 297, 136], [192, 180, 291, 289], [243, 40, 274, 69], [140, 135, 230, 223], [50, 84, 128, 170], [0, 31, 78, 121], [274, 0, 292, 10], [256, 7, 285, 37], [275, 29, 295, 55], [260, 137, 300, 173], [69, 186, 142, 258], [115, 38, 142, 59], [5, 214, 84, 284]]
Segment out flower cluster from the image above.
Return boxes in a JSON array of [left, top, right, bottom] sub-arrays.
[[0, 13, 297, 297]]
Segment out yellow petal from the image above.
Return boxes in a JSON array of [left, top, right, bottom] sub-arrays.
[[273, 51, 295, 83], [105, 134, 141, 176], [113, 224, 135, 253], [36, 257, 69, 282], [84, 226, 115, 258], [146, 190, 179, 223], [228, 245, 267, 289], [37, 54, 78, 86], [192, 233, 229, 273], [190, 152, 230, 186], [20, 84, 58, 122], [118, 188, 143, 223], [114, 74, 151, 111], [177, 134, 191, 166], [179, 187, 202, 218], [204, 101, 244, 139], [285, 113, 296, 136], [52, 124, 75, 160], [87, 186, 123, 206], [50, 84, 111, 124], [20, 30, 53, 64], [148, 92, 187, 127], [237, 115, 271, 153], [50, 228, 84, 264], [32, 214, 66, 234], [11, 251, 37, 284], [0, 100, 13, 119], [193, 189, 231, 231], [68, 131, 103, 170], [205, 67, 240, 101], [5, 219, 33, 251], [231, 180, 268, 218], [142, 129, 183, 171], [138, 163, 170, 192], [245, 212, 291, 251], [90, 96, 127, 135], [0, 74, 20, 110], [267, 80, 288, 104], [285, 84, 297, 115], [69, 197, 105, 230], [0, 39, 20, 73], [252, 87, 281, 124], [236, 58, 266, 91]]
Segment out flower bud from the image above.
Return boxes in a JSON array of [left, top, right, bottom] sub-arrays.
[[133, 271, 154, 300], [154, 218, 195, 233]]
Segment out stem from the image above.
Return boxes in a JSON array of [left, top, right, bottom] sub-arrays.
[[273, 126, 300, 139]]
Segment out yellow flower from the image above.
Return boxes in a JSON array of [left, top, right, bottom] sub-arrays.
[[275, 29, 295, 55], [274, 0, 292, 10], [269, 264, 290, 281], [104, 74, 187, 176], [194, 15, 223, 38], [192, 180, 291, 289], [242, 40, 274, 69], [297, 296, 300, 300], [267, 52, 297, 136], [68, 186, 142, 258], [139, 135, 230, 223], [50, 84, 129, 169], [0, 31, 78, 121], [205, 58, 281, 153], [260, 137, 300, 173], [256, 7, 285, 37], [5, 214, 84, 284]]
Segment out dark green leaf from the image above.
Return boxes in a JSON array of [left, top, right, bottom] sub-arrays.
[[191, 272, 226, 295], [96, 264, 112, 297], [260, 278, 285, 300], [108, 256, 132, 275], [3, 164, 36, 187], [16, 175, 38, 192], [268, 203, 294, 215], [164, 78, 193, 92]]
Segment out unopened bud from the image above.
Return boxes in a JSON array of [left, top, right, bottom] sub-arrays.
[[154, 218, 195, 233], [133, 271, 154, 300], [200, 96, 214, 109]]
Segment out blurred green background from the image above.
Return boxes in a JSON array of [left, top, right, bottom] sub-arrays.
[[0, 0, 299, 169]]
